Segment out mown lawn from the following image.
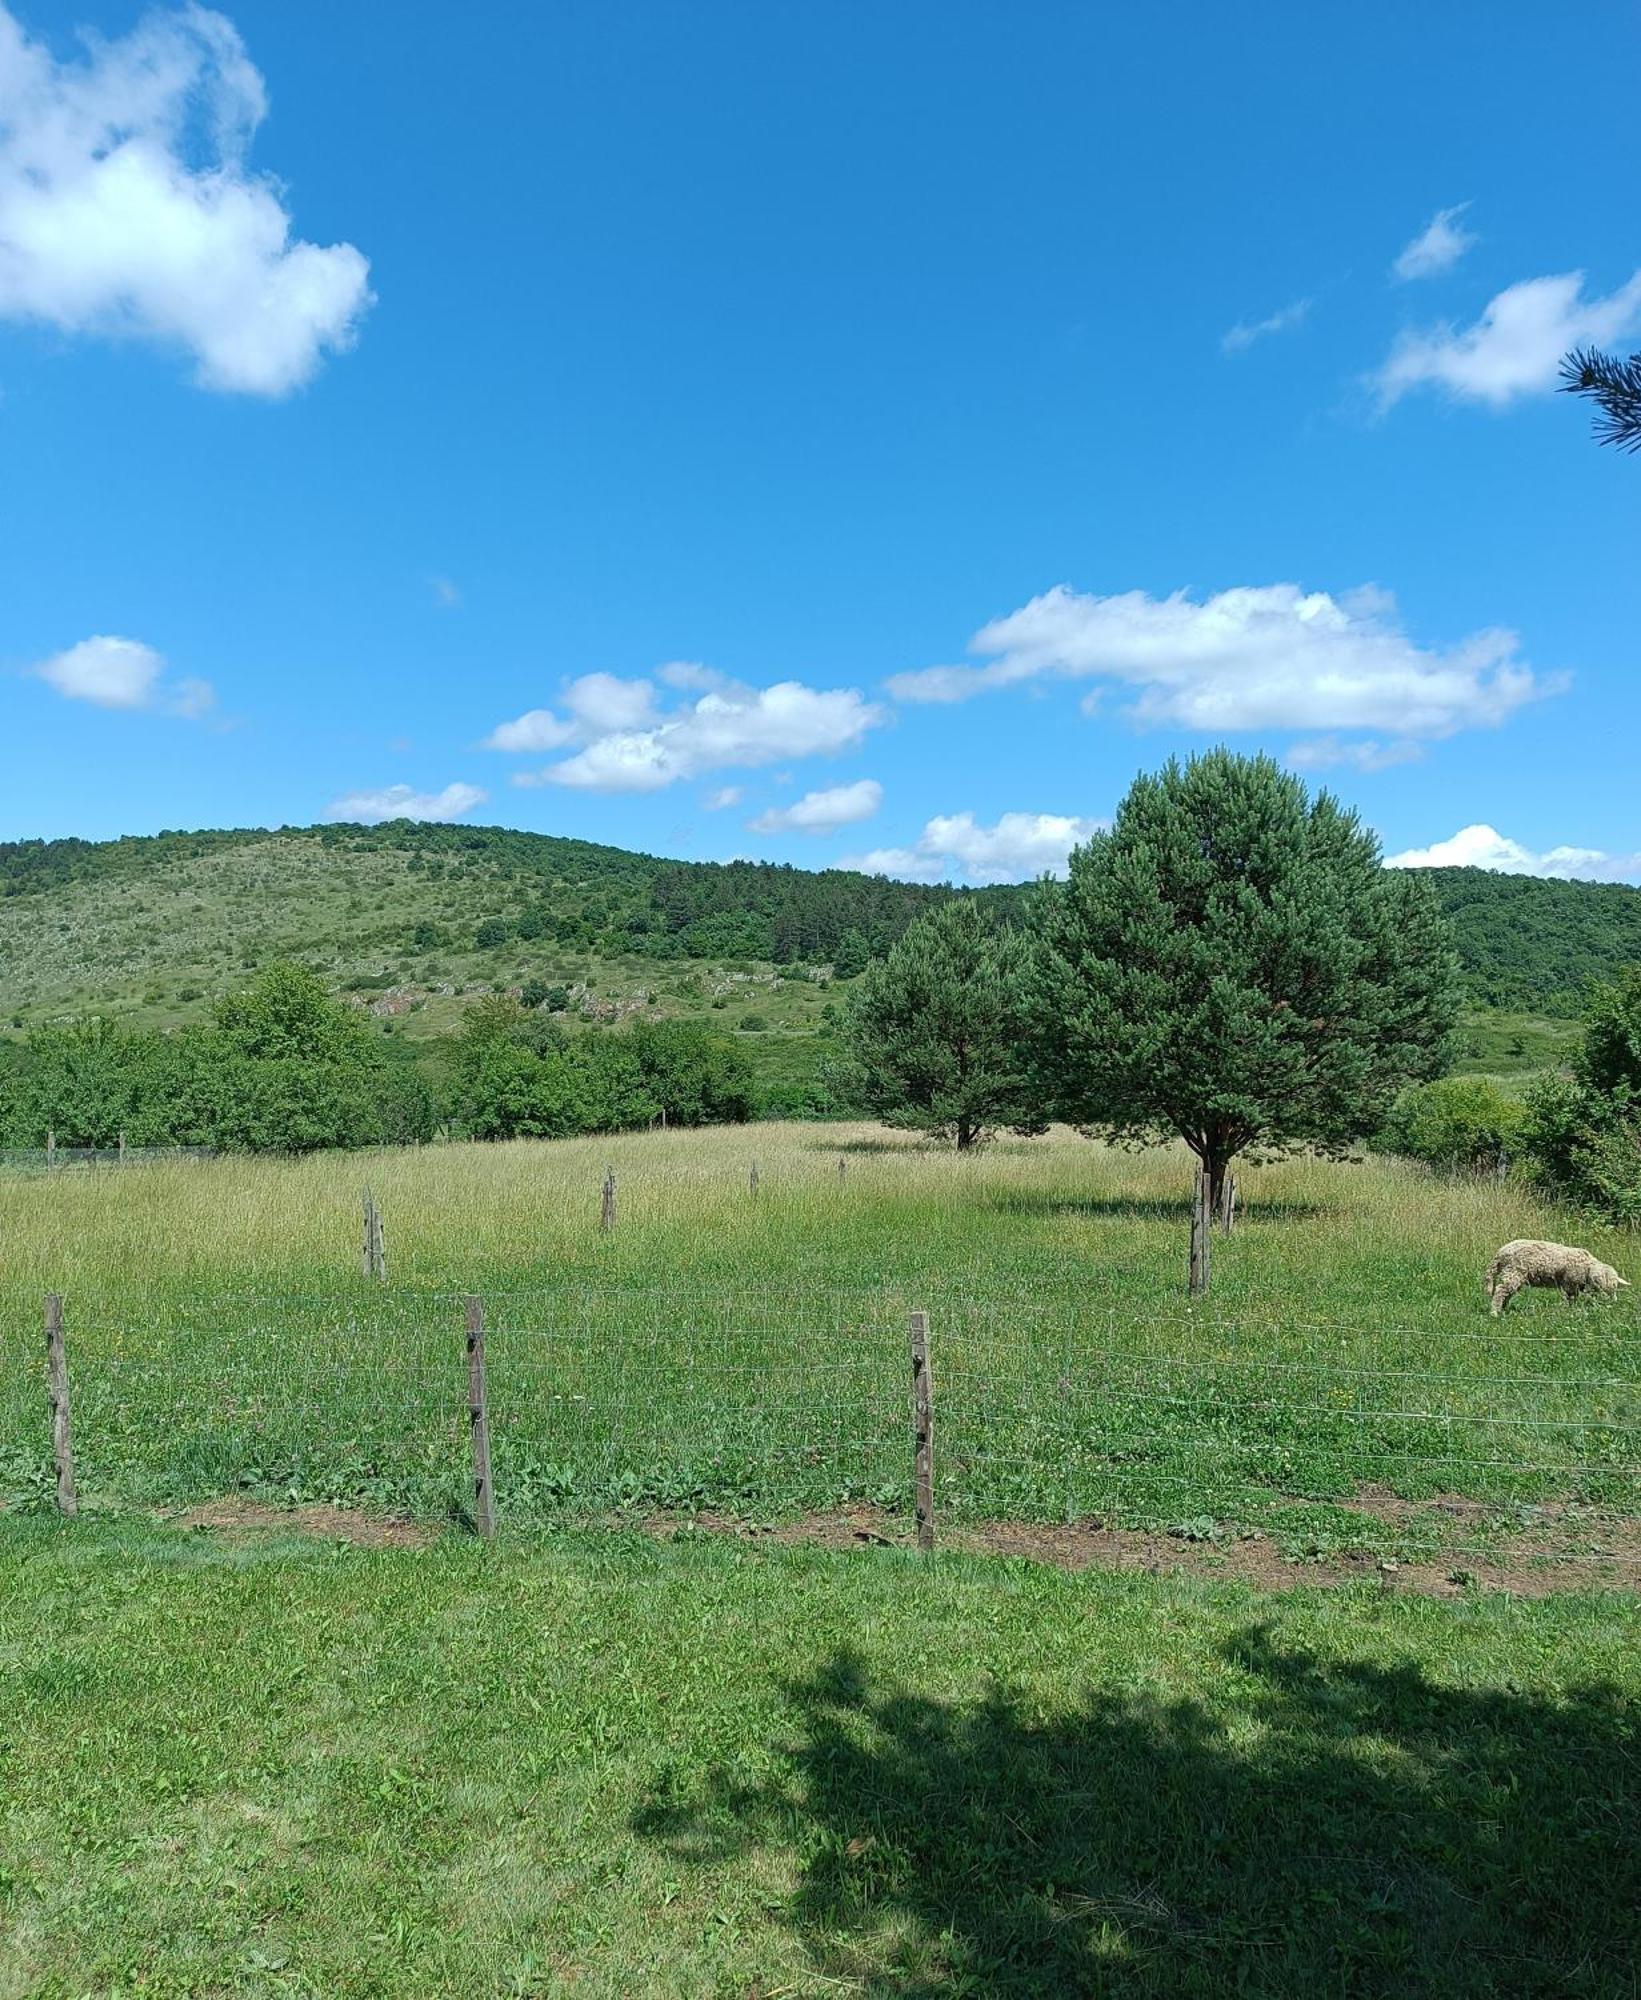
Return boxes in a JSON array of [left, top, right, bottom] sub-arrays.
[[0, 1515, 1636, 1998]]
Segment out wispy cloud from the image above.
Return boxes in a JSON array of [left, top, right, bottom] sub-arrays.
[[324, 781, 487, 825], [1375, 268, 1641, 408], [1286, 735, 1426, 775], [0, 3, 371, 394], [31, 634, 214, 719], [750, 779, 882, 835], [1392, 203, 1476, 282], [1386, 823, 1641, 884], [1221, 297, 1312, 354], [430, 576, 461, 609]]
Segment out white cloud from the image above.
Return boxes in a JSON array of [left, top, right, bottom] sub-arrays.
[[750, 778, 882, 835], [1222, 297, 1312, 353], [886, 583, 1557, 754], [703, 785, 744, 810], [481, 708, 578, 753], [1286, 735, 1426, 774], [324, 781, 487, 825], [1386, 824, 1641, 884], [501, 672, 884, 794], [562, 671, 656, 733], [0, 3, 371, 395], [1392, 203, 1476, 282], [843, 810, 1105, 886], [32, 633, 215, 718], [430, 576, 461, 609], [1376, 269, 1641, 408]]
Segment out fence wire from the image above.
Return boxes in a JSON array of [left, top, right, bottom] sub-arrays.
[[3, 1282, 1639, 1577]]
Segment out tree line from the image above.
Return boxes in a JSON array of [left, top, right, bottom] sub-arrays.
[[0, 963, 756, 1152]]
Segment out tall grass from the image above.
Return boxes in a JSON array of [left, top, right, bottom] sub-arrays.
[[2, 1124, 1637, 1553]]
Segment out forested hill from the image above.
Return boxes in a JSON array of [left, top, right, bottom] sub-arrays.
[[1420, 867, 1641, 1013], [0, 821, 1637, 1035]]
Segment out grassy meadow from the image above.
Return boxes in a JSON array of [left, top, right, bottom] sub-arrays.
[[3, 1123, 1638, 1568]]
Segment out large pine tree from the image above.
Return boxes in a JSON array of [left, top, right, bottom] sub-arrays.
[[1031, 751, 1458, 1223]]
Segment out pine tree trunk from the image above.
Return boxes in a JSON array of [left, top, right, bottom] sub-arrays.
[[956, 1117, 977, 1151]]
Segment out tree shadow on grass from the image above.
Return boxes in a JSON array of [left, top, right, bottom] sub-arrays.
[[634, 1626, 1639, 1996], [990, 1192, 1327, 1224]]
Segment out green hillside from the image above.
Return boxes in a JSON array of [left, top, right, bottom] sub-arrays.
[[1, 823, 1636, 1092]]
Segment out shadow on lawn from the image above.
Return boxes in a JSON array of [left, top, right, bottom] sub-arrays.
[[635, 1627, 1639, 1996]]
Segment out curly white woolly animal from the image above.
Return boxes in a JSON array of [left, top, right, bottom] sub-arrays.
[[1485, 1239, 1630, 1316]]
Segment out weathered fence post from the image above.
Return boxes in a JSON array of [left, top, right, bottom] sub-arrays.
[[601, 1166, 617, 1232], [465, 1295, 495, 1539], [361, 1188, 387, 1280], [749, 1160, 759, 1196], [44, 1294, 78, 1518], [838, 1154, 847, 1184], [907, 1309, 934, 1552], [46, 1129, 56, 1171], [117, 1130, 127, 1167], [1189, 1166, 1211, 1297], [1218, 1173, 1237, 1236]]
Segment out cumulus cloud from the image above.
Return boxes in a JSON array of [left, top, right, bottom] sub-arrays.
[[0, 3, 372, 394], [886, 583, 1557, 758], [481, 708, 578, 753], [1385, 824, 1641, 884], [1376, 269, 1641, 408], [493, 669, 885, 794], [1221, 297, 1311, 353], [1392, 203, 1475, 282], [844, 810, 1105, 886], [750, 778, 882, 835], [324, 781, 487, 825], [31, 633, 214, 717]]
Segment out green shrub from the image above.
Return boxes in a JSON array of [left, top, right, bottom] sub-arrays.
[[1379, 1077, 1525, 1175]]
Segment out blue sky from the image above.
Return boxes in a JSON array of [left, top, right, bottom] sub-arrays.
[[2, 0, 1638, 884]]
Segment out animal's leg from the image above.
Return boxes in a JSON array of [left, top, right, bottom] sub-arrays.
[[1491, 1276, 1521, 1316]]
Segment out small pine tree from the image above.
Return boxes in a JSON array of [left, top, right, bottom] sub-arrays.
[[1031, 751, 1458, 1225], [840, 899, 1042, 1149]]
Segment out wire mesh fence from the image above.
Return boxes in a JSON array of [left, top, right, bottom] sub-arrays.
[[5, 1281, 1640, 1578], [0, 1146, 215, 1175]]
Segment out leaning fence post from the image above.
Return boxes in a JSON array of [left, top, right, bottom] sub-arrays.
[[601, 1166, 617, 1232], [465, 1295, 495, 1539], [1189, 1166, 1211, 1297], [907, 1309, 934, 1552], [44, 1294, 78, 1519]]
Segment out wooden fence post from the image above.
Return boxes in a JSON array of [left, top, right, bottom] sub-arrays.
[[1188, 1166, 1211, 1297], [465, 1295, 495, 1539], [361, 1189, 387, 1280], [749, 1160, 759, 1196], [46, 1129, 55, 1171], [118, 1130, 127, 1167], [838, 1155, 847, 1184], [1218, 1173, 1237, 1236], [907, 1309, 934, 1552], [44, 1294, 78, 1519], [601, 1166, 617, 1232]]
